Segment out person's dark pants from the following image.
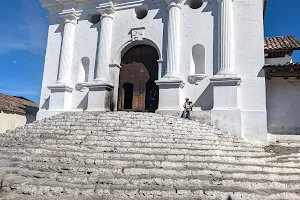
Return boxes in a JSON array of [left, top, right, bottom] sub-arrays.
[[185, 111, 190, 119]]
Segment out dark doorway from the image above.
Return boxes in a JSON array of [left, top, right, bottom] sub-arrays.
[[118, 45, 159, 112], [123, 83, 133, 109]]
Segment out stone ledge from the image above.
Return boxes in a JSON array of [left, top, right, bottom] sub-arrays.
[[155, 78, 185, 88], [210, 77, 241, 86], [47, 83, 73, 92], [77, 81, 114, 90]]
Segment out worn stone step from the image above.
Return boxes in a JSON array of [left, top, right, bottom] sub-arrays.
[[0, 147, 284, 168], [0, 141, 268, 158], [4, 164, 300, 188], [5, 153, 300, 175], [0, 140, 265, 156], [3, 167, 300, 196], [6, 128, 229, 140], [1, 133, 247, 146], [1, 173, 300, 200]]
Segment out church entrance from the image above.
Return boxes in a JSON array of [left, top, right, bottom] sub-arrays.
[[118, 45, 159, 112]]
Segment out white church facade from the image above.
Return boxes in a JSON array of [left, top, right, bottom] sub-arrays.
[[38, 0, 300, 143]]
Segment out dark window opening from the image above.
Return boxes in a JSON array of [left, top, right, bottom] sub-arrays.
[[88, 14, 101, 24], [189, 0, 203, 9]]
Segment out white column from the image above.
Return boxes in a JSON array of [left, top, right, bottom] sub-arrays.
[[57, 9, 78, 84], [94, 3, 115, 83], [164, 0, 185, 78], [217, 0, 235, 75]]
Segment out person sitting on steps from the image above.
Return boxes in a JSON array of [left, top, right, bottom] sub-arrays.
[[182, 97, 193, 119]]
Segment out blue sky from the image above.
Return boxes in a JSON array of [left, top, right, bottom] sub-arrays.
[[0, 0, 299, 103]]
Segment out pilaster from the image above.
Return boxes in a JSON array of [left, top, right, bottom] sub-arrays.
[[216, 0, 235, 76], [48, 7, 78, 112], [94, 2, 115, 83], [163, 0, 186, 78], [56, 8, 79, 84]]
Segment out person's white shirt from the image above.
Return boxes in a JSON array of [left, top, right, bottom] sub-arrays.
[[183, 102, 192, 111]]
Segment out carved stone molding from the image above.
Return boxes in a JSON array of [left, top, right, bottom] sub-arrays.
[[165, 0, 186, 9], [59, 8, 79, 24], [97, 1, 115, 19], [130, 27, 146, 41]]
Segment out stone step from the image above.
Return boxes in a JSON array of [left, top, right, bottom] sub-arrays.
[[1, 174, 300, 200], [0, 137, 263, 151], [1, 133, 247, 146], [0, 142, 268, 157], [3, 167, 300, 194], [4, 160, 300, 183], [1, 130, 244, 143], [4, 149, 300, 173], [15, 127, 220, 137], [1, 111, 300, 199], [6, 128, 226, 138], [0, 138, 265, 153], [1, 147, 286, 168]]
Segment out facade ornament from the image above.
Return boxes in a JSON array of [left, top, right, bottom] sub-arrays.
[[130, 27, 146, 41]]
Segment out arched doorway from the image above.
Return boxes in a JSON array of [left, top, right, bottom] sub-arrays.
[[118, 45, 159, 112]]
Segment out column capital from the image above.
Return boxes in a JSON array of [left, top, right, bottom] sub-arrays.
[[217, 0, 234, 3], [165, 0, 186, 9], [59, 9, 79, 24], [97, 2, 115, 19]]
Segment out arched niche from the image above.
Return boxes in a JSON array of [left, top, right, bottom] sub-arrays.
[[77, 57, 90, 83], [189, 44, 207, 84]]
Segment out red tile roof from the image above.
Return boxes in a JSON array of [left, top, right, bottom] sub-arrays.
[[0, 93, 39, 115], [264, 36, 300, 51]]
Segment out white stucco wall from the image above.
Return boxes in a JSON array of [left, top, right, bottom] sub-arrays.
[[0, 112, 36, 133], [266, 78, 300, 134], [265, 56, 292, 65]]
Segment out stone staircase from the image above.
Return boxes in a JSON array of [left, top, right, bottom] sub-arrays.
[[0, 111, 300, 200]]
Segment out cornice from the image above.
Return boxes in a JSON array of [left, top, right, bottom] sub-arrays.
[[59, 8, 80, 24], [164, 0, 186, 9], [217, 0, 234, 3], [97, 1, 115, 16]]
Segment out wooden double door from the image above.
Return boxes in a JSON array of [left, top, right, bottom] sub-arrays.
[[118, 45, 159, 112]]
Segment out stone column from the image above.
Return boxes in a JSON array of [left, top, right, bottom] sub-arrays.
[[83, 2, 115, 112], [47, 9, 78, 112], [94, 2, 115, 83], [57, 9, 78, 84], [217, 0, 235, 75], [164, 0, 185, 78]]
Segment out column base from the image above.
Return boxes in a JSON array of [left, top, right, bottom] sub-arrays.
[[155, 78, 185, 114], [82, 82, 114, 111], [47, 83, 73, 111], [210, 77, 241, 137]]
